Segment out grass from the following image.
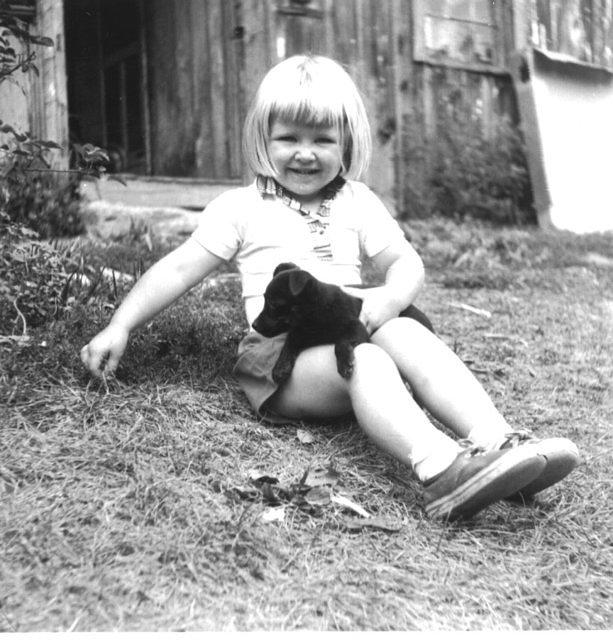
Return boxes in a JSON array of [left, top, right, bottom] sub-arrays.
[[1, 216, 612, 631]]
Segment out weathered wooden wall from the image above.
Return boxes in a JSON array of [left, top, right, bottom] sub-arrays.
[[240, 0, 412, 207], [147, 0, 243, 179], [10, 0, 613, 212], [531, 0, 613, 67], [27, 0, 68, 169], [240, 0, 519, 210]]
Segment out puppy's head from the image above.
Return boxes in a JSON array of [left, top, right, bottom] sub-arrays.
[[273, 262, 299, 277], [252, 263, 314, 336]]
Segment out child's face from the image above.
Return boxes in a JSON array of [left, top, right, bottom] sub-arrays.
[[268, 119, 343, 204]]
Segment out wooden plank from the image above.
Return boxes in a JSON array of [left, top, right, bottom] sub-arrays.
[[592, 0, 603, 65], [496, 0, 514, 66], [208, 0, 228, 178], [174, 0, 195, 174], [558, 0, 589, 59], [591, 0, 610, 66], [240, 0, 275, 181], [137, 0, 151, 174], [391, 0, 415, 214], [322, 0, 335, 57], [389, 0, 404, 210], [222, 0, 243, 178], [148, 0, 177, 175], [190, 0, 214, 177], [118, 60, 128, 155], [511, 0, 532, 50], [353, 0, 366, 79], [94, 0, 107, 148], [608, 0, 613, 68], [37, 0, 69, 169], [368, 0, 396, 210], [480, 75, 494, 138], [327, 0, 354, 65], [422, 65, 435, 138]]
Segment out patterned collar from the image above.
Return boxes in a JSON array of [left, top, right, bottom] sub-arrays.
[[256, 174, 345, 218]]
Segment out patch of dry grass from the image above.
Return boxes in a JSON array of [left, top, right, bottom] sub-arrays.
[[1, 217, 612, 631]]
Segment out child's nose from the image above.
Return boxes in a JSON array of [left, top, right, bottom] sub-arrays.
[[294, 144, 316, 162]]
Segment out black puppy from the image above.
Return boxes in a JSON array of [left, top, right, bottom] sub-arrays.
[[252, 262, 435, 383]]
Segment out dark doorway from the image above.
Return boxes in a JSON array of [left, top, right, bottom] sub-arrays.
[[64, 0, 149, 174]]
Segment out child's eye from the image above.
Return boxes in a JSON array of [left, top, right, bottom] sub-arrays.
[[317, 137, 336, 144], [275, 135, 296, 142]]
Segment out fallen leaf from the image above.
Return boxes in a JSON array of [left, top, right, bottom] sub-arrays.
[[231, 485, 259, 500], [296, 428, 315, 444], [331, 493, 371, 518], [304, 486, 332, 506], [261, 482, 289, 505], [261, 506, 286, 522], [248, 469, 279, 485], [302, 466, 340, 488], [342, 516, 403, 533]]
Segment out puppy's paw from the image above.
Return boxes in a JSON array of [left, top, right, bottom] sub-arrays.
[[336, 354, 355, 379], [272, 360, 293, 384]]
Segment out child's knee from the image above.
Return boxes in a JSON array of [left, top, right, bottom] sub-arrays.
[[374, 316, 432, 347], [353, 342, 398, 374]]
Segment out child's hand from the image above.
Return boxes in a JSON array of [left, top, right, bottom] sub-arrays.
[[341, 286, 404, 335], [80, 323, 129, 378]]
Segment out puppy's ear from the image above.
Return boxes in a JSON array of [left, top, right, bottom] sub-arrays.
[[288, 270, 311, 296], [274, 262, 299, 277]]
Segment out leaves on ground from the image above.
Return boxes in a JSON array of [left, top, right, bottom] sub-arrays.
[[2, 215, 613, 631]]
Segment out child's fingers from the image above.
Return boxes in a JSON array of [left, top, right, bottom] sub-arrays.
[[103, 352, 121, 375], [80, 344, 99, 376], [80, 343, 106, 377]]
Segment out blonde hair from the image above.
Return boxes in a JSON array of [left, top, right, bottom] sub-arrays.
[[242, 55, 371, 180]]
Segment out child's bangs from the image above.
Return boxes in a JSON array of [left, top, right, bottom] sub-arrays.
[[270, 92, 344, 132]]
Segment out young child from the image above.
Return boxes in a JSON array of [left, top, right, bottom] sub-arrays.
[[81, 55, 579, 521]]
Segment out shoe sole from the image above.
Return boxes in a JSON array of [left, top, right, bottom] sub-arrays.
[[425, 446, 546, 521], [514, 449, 580, 497], [506, 439, 580, 500]]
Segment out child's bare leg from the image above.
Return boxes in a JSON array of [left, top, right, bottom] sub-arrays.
[[268, 341, 546, 519], [268, 343, 461, 480], [371, 317, 510, 447], [372, 317, 580, 498]]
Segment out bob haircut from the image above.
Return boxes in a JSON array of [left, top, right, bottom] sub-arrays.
[[242, 55, 371, 181]]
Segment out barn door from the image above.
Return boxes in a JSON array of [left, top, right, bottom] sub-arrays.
[[147, 0, 243, 179]]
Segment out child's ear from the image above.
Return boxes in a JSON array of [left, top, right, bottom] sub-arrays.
[[288, 270, 311, 296]]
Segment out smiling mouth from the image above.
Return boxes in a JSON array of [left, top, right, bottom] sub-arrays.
[[288, 168, 319, 175]]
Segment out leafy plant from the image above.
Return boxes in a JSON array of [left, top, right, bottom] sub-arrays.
[[0, 3, 119, 333], [1, 2, 110, 237], [0, 211, 77, 331], [0, 1, 53, 78], [401, 71, 535, 225], [0, 121, 111, 237], [1, 153, 85, 237]]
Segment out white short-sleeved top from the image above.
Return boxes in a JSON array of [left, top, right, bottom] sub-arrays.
[[190, 179, 408, 324]]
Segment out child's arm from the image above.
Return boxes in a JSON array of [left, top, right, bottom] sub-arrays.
[[81, 238, 223, 377], [344, 242, 425, 335]]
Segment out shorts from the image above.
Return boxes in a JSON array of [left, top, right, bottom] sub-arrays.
[[232, 331, 290, 423]]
